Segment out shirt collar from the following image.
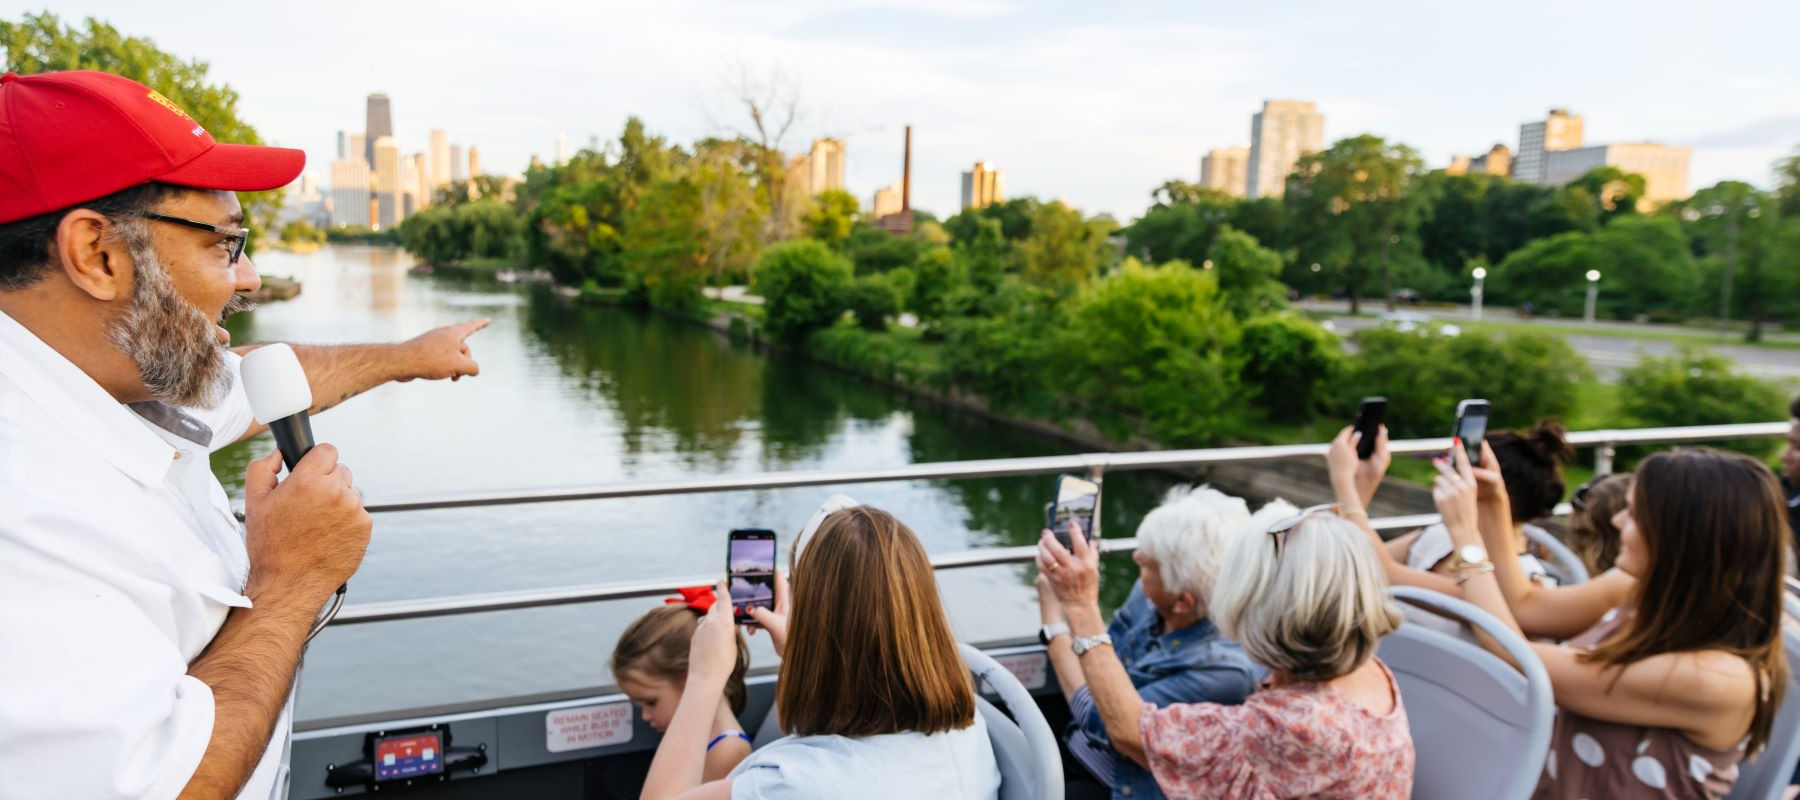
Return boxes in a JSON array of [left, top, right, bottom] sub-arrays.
[[0, 309, 177, 486]]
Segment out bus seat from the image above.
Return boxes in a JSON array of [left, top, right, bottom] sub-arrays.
[[1379, 586, 1555, 800], [1723, 593, 1800, 800], [961, 643, 1063, 800], [1522, 525, 1590, 585]]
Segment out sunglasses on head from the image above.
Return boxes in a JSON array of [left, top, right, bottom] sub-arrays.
[[1266, 503, 1340, 555]]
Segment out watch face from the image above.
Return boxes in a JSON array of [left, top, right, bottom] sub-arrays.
[[1459, 544, 1487, 562]]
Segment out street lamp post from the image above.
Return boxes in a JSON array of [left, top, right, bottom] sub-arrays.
[[1584, 269, 1601, 324], [1471, 267, 1487, 322]]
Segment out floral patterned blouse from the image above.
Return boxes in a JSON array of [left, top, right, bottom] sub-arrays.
[[1137, 658, 1414, 800]]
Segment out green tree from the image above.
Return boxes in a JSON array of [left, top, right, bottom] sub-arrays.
[[1562, 166, 1647, 226], [1204, 225, 1288, 318], [1235, 313, 1344, 423], [753, 240, 853, 341], [910, 245, 968, 325], [845, 273, 901, 331], [802, 189, 860, 248], [1673, 181, 1777, 336], [1065, 261, 1244, 444], [397, 205, 465, 266], [1490, 216, 1696, 319], [1014, 200, 1102, 292], [1284, 135, 1427, 312], [2, 12, 283, 233], [622, 176, 707, 308], [1123, 188, 1236, 265], [459, 199, 519, 259], [1776, 146, 1800, 218]]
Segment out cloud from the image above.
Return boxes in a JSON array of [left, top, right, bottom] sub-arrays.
[[1682, 116, 1800, 149]]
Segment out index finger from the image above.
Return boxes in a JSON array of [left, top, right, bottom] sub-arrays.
[[1451, 439, 1475, 479], [1040, 528, 1074, 564], [292, 443, 340, 477], [457, 318, 491, 338]]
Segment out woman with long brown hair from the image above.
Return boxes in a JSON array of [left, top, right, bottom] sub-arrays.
[[1436, 443, 1788, 799], [639, 506, 1000, 800]]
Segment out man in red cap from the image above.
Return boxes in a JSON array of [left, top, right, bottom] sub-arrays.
[[0, 70, 488, 800]]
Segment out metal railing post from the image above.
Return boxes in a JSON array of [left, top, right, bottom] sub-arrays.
[[1595, 442, 1616, 476]]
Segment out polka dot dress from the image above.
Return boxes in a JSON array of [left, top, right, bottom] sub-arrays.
[[1533, 610, 1744, 800]]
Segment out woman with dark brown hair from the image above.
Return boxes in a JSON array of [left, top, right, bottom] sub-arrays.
[[1565, 473, 1633, 575], [640, 506, 1000, 800], [1436, 443, 1789, 799]]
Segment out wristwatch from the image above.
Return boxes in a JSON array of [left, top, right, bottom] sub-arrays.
[[1447, 543, 1490, 572], [1039, 622, 1070, 646], [1071, 633, 1114, 656]]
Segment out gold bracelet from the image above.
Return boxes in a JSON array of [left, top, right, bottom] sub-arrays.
[[1341, 507, 1370, 521]]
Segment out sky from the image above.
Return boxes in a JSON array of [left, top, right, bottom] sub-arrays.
[[8, 0, 1799, 220]]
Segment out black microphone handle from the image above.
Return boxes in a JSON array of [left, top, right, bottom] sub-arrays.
[[268, 412, 315, 471]]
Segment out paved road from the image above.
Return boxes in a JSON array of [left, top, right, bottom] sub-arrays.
[[1309, 303, 1800, 383]]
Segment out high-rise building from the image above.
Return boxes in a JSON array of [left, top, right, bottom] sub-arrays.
[[1542, 142, 1691, 209], [1446, 144, 1512, 177], [373, 135, 401, 229], [364, 93, 393, 169], [450, 144, 467, 182], [330, 157, 372, 228], [1247, 100, 1325, 199], [871, 182, 903, 218], [789, 138, 846, 197], [555, 133, 569, 166], [430, 129, 450, 189], [1512, 108, 1583, 185], [960, 161, 1005, 209], [348, 133, 367, 169], [1200, 146, 1250, 197], [411, 153, 431, 212], [336, 131, 347, 161], [468, 146, 481, 178]]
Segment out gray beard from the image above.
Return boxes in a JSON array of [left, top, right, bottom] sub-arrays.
[[104, 243, 256, 409]]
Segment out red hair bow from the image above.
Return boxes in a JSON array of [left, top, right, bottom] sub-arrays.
[[665, 585, 717, 614]]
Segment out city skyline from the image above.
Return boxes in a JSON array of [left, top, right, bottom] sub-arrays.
[[34, 0, 1799, 219]]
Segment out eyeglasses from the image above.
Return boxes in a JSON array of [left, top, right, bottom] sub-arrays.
[[1570, 480, 1595, 513], [1266, 503, 1340, 554], [139, 212, 249, 264]]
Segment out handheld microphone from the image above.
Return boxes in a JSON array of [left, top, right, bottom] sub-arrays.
[[240, 343, 348, 640], [241, 343, 315, 471]]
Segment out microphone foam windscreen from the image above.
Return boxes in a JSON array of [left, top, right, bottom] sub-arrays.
[[240, 343, 314, 423]]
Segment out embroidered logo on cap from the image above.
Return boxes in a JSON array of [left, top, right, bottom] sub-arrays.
[[145, 88, 205, 137]]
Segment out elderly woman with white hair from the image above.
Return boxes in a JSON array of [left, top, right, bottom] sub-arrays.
[[1036, 486, 1264, 800], [1038, 497, 1414, 800]]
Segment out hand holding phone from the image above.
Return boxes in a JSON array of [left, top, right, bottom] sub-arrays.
[[1451, 400, 1490, 466], [1353, 397, 1387, 460], [727, 529, 777, 625], [1045, 474, 1101, 549]]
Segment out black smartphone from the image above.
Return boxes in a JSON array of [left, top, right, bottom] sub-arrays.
[[1044, 474, 1101, 549], [1353, 397, 1387, 460], [1451, 399, 1491, 466], [727, 529, 777, 624]]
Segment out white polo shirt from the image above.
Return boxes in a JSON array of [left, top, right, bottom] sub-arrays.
[[0, 309, 291, 800]]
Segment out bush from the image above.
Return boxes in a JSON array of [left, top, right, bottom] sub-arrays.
[[1337, 328, 1591, 439], [1236, 314, 1344, 423], [1206, 225, 1289, 318], [752, 240, 854, 341], [845, 273, 902, 331], [1617, 345, 1788, 460], [1064, 261, 1243, 445], [941, 283, 1064, 416]]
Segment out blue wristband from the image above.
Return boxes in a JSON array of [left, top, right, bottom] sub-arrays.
[[706, 730, 752, 752]]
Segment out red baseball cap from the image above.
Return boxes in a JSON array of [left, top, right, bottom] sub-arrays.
[[0, 70, 304, 224]]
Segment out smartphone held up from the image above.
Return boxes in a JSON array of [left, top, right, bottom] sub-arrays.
[[1353, 396, 1387, 460], [727, 529, 776, 625], [1045, 474, 1101, 549], [1451, 399, 1490, 466]]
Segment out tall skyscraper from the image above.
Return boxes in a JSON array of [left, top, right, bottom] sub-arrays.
[[960, 161, 1004, 209], [1542, 142, 1691, 209], [468, 146, 481, 178], [555, 133, 569, 166], [430, 129, 450, 189], [1200, 146, 1250, 197], [329, 158, 371, 228], [348, 133, 367, 169], [1247, 100, 1325, 199], [336, 131, 347, 161], [1447, 144, 1513, 177], [792, 138, 846, 196], [373, 135, 401, 229], [1512, 108, 1583, 185], [364, 93, 393, 169], [450, 144, 467, 182], [412, 153, 432, 212]]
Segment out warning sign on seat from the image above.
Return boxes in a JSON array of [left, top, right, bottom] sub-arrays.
[[992, 652, 1048, 691], [546, 702, 635, 753]]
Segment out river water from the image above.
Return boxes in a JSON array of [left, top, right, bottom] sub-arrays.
[[219, 245, 1185, 723]]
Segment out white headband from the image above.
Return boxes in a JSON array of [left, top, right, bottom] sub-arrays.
[[794, 494, 861, 562]]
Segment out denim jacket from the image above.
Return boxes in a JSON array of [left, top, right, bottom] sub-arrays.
[[1066, 581, 1264, 800]]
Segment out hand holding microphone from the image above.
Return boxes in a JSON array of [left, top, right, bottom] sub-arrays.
[[240, 345, 370, 620]]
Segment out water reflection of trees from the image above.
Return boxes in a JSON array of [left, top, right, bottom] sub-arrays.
[[521, 287, 762, 466]]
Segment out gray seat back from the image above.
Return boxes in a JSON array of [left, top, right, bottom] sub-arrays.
[[961, 643, 1063, 800], [1723, 593, 1800, 800], [1522, 525, 1590, 585], [1378, 586, 1555, 800]]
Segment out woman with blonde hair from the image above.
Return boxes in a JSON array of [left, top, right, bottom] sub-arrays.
[[1037, 504, 1413, 799], [640, 506, 1000, 800]]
